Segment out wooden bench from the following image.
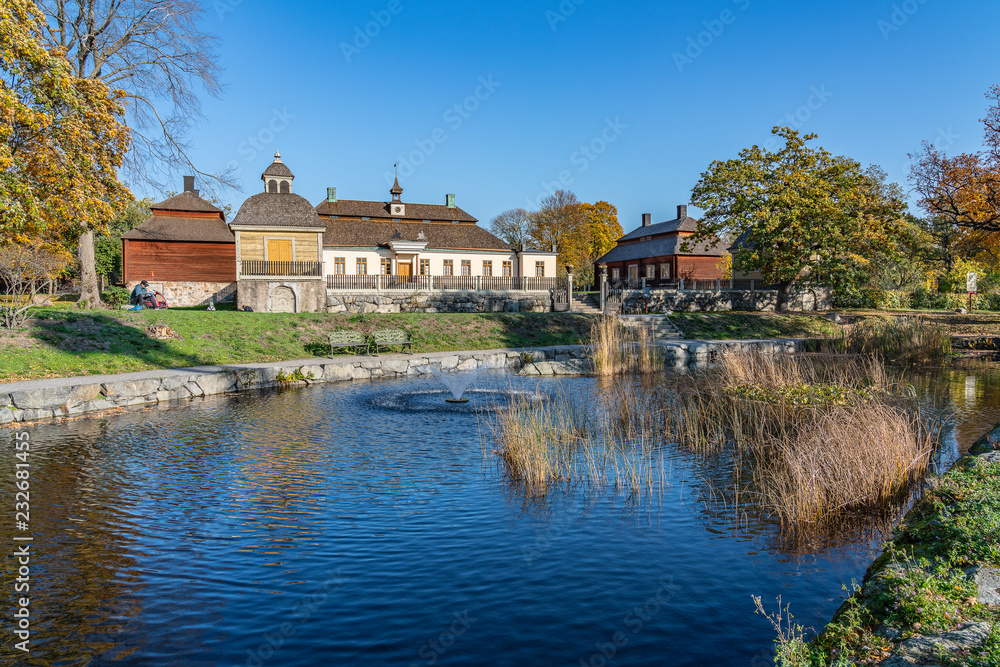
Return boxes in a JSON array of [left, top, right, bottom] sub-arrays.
[[372, 328, 412, 356], [327, 330, 369, 356]]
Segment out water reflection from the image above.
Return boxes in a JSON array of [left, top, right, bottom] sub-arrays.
[[2, 361, 1000, 665]]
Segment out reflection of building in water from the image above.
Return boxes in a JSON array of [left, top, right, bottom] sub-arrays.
[[233, 391, 334, 553]]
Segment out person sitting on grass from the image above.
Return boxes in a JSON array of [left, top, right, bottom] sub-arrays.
[[130, 281, 152, 306]]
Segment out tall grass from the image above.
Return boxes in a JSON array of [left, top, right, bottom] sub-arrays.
[[590, 315, 663, 376], [831, 316, 951, 365], [484, 387, 665, 499], [624, 351, 940, 525]]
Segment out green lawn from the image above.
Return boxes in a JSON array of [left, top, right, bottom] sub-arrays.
[[667, 311, 841, 340], [0, 307, 594, 382]]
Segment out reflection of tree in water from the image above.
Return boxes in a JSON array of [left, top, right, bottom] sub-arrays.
[[0, 418, 145, 663], [908, 360, 1000, 456]]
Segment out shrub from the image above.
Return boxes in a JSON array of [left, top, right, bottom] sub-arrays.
[[101, 286, 130, 308]]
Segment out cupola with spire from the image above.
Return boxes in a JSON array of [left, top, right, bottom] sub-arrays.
[[262, 151, 294, 194], [389, 167, 405, 217]]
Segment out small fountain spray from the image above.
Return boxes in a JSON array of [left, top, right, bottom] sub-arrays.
[[432, 368, 480, 404]]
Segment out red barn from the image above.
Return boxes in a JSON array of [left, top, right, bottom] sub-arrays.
[[122, 177, 237, 306], [594, 205, 727, 286]]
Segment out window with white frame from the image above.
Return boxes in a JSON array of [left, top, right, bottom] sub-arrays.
[[660, 263, 670, 279]]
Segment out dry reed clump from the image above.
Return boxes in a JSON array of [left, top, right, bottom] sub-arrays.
[[484, 386, 665, 498], [749, 401, 936, 525], [590, 315, 663, 376], [610, 350, 941, 526], [832, 316, 951, 365], [485, 391, 590, 495]]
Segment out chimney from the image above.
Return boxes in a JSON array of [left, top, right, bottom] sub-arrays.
[[641, 213, 652, 227], [446, 193, 456, 209], [183, 175, 196, 194], [550, 244, 557, 253], [327, 187, 337, 203], [677, 204, 688, 220]]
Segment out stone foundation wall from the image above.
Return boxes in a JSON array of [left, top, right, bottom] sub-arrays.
[[622, 287, 833, 313], [127, 281, 236, 307], [0, 339, 806, 425], [327, 290, 553, 314], [238, 280, 326, 313]]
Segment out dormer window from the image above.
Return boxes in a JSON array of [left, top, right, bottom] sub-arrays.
[[362, 217, 370, 221]]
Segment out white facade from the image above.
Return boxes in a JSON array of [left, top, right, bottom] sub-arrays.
[[323, 247, 557, 278]]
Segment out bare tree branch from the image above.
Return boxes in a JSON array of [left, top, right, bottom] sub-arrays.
[[37, 0, 233, 194]]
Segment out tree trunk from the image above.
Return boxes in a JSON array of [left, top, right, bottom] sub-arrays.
[[78, 228, 102, 307], [776, 280, 794, 312]]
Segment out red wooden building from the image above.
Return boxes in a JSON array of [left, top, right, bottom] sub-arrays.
[[122, 177, 237, 306], [594, 205, 727, 286]]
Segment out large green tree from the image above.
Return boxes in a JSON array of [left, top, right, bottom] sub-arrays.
[[689, 127, 906, 310]]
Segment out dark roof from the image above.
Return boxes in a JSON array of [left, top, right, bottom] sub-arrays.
[[595, 234, 727, 264], [315, 199, 477, 223], [262, 159, 293, 179], [729, 230, 752, 253], [323, 219, 510, 251], [232, 192, 326, 229], [619, 215, 699, 242], [122, 215, 235, 243], [152, 191, 224, 217], [390, 176, 404, 195]]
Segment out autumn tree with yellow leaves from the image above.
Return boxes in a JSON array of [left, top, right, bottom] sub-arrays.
[[0, 0, 131, 314], [689, 127, 906, 311]]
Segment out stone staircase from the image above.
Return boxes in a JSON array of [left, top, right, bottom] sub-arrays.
[[618, 314, 684, 341], [570, 293, 603, 315]]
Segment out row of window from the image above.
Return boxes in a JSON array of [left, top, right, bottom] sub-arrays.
[[331, 259, 546, 277], [610, 264, 671, 281]]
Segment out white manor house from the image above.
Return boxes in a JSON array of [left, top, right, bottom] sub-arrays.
[[227, 154, 559, 313]]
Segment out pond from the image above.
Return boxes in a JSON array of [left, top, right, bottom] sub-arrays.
[[4, 362, 1000, 666]]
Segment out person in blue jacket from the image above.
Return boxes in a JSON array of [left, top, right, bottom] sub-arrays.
[[130, 281, 151, 306]]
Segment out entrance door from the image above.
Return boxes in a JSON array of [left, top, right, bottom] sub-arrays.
[[628, 264, 639, 287], [398, 262, 412, 277]]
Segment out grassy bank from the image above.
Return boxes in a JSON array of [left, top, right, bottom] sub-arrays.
[[765, 441, 1000, 665], [0, 307, 593, 383], [669, 312, 841, 340]]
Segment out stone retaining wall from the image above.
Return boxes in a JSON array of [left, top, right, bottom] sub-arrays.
[[327, 290, 553, 314], [127, 280, 236, 307], [622, 287, 833, 313], [0, 338, 806, 425]]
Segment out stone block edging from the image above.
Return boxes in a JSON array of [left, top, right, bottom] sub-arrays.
[[0, 338, 807, 425]]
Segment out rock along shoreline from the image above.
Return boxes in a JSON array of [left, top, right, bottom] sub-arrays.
[[0, 338, 805, 425]]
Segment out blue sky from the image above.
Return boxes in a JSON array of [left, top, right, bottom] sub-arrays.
[[163, 0, 1000, 234]]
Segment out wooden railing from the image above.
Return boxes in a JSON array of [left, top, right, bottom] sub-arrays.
[[325, 275, 559, 292], [241, 261, 323, 277]]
